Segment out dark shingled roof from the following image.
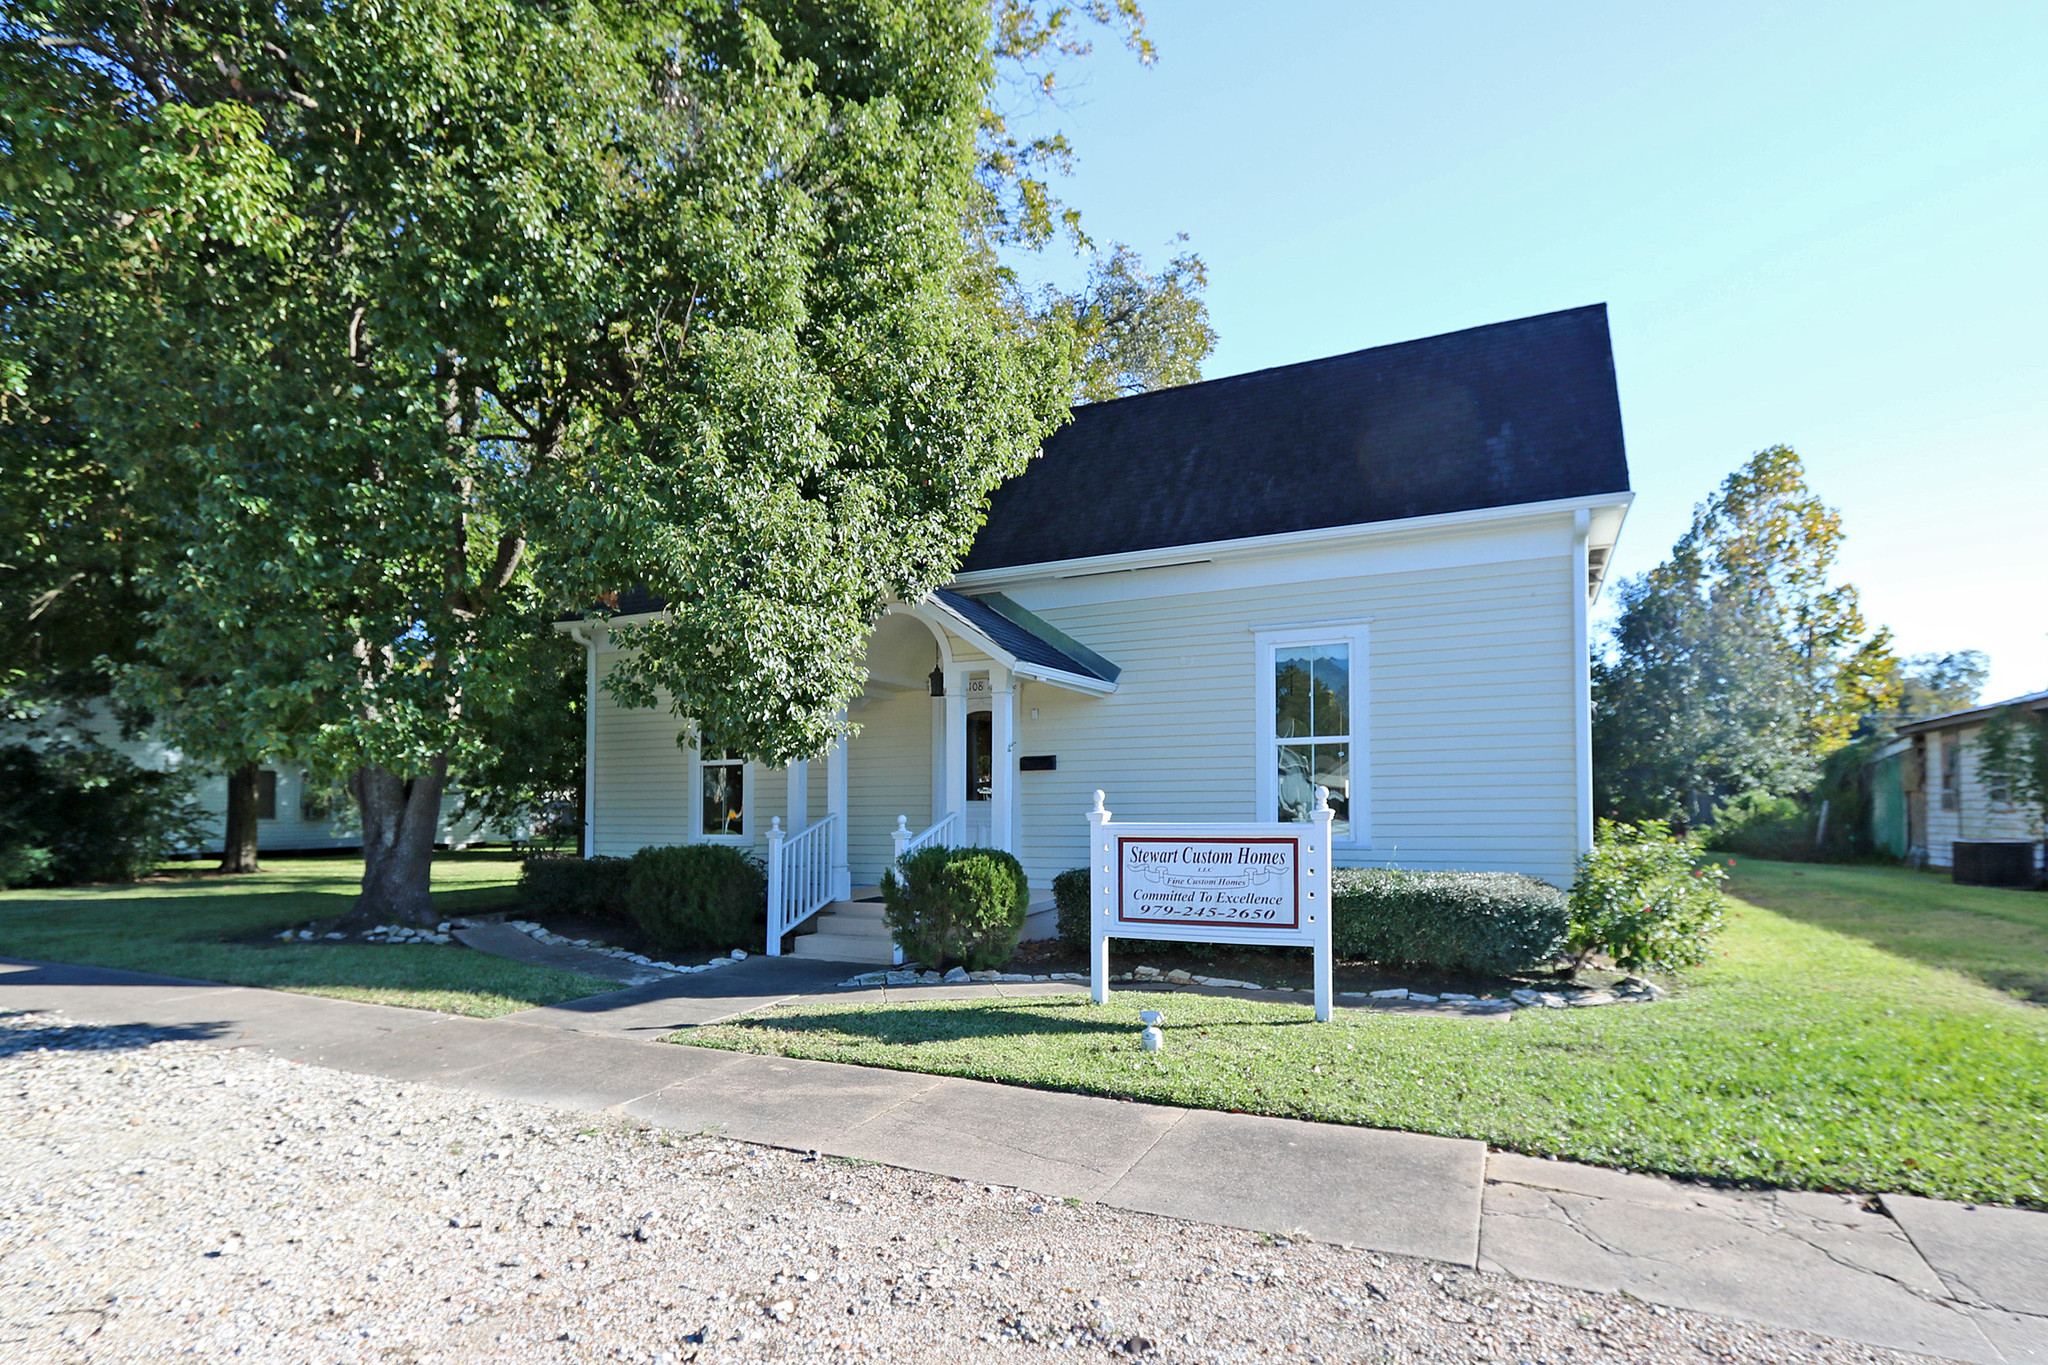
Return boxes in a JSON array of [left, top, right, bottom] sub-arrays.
[[929, 589, 1118, 683], [960, 304, 1630, 574]]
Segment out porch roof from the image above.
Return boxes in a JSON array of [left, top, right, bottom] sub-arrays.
[[926, 589, 1119, 694]]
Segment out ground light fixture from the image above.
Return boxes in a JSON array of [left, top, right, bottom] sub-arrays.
[[1139, 1009, 1165, 1052]]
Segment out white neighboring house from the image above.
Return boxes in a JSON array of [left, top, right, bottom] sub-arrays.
[[565, 306, 1634, 960], [1891, 689, 2048, 874], [40, 702, 503, 855]]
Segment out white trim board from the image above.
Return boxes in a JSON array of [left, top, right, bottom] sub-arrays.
[[952, 492, 1633, 593]]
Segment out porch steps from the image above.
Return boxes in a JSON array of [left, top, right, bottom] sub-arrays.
[[790, 899, 897, 965]]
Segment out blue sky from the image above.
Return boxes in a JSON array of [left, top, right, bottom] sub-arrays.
[[1006, 1, 2048, 699]]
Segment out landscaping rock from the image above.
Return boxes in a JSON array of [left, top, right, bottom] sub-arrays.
[[1405, 993, 1439, 1004], [1569, 991, 1617, 1008], [1370, 988, 1409, 999], [1164, 969, 1194, 984], [942, 967, 970, 984]]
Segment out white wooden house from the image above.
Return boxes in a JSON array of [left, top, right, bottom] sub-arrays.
[[1891, 689, 2048, 876], [566, 306, 1634, 960]]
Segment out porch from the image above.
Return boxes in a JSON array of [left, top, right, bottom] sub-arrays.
[[651, 593, 1114, 965]]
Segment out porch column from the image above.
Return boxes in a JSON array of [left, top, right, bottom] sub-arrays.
[[990, 665, 1016, 853], [941, 665, 967, 826], [786, 759, 809, 833], [825, 713, 851, 899]]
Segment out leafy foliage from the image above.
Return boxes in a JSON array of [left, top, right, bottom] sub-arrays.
[[1594, 446, 1899, 828], [3, 0, 1095, 916], [1330, 869, 1568, 976], [1568, 820, 1729, 974], [1053, 864, 1092, 949], [626, 845, 767, 955], [517, 855, 633, 922], [0, 736, 205, 887], [1048, 243, 1216, 403], [1898, 650, 1990, 720], [881, 844, 1030, 970]]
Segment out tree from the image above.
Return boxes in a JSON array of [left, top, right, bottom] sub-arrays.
[[6, 0, 1076, 922], [1898, 650, 1990, 720], [1593, 446, 1899, 828], [1050, 242, 1216, 403]]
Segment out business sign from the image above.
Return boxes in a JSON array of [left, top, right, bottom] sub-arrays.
[[1117, 837, 1299, 929], [1086, 791, 1335, 1021]]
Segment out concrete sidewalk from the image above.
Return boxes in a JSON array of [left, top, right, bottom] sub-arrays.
[[2, 957, 2042, 1363]]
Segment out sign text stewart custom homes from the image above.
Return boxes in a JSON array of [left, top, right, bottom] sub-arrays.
[[561, 305, 1635, 963], [1087, 789, 1338, 1019]]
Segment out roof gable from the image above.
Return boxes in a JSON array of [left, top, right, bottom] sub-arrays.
[[962, 304, 1631, 573]]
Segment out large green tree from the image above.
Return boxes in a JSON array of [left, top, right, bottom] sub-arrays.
[[4, 0, 1082, 920], [1593, 446, 1899, 828]]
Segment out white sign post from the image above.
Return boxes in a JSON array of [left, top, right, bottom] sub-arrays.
[[1086, 788, 1336, 1022]]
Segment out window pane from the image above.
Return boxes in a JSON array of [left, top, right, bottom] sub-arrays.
[[1276, 644, 1349, 738], [1277, 743, 1351, 839], [1310, 645, 1349, 737], [1275, 648, 1321, 737], [701, 759, 743, 836], [966, 712, 993, 802]]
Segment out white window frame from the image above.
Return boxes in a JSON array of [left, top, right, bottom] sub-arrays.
[[689, 734, 753, 846], [1252, 621, 1370, 847]]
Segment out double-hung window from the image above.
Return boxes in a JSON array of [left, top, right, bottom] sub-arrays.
[[699, 747, 748, 840], [1254, 623, 1368, 845]]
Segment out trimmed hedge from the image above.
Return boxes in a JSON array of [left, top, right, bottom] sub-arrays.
[[882, 845, 1031, 970], [1053, 866, 1092, 949], [517, 854, 632, 920], [1332, 869, 1568, 975], [626, 844, 766, 954]]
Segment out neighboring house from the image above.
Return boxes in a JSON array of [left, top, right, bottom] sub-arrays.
[[565, 304, 1635, 959], [29, 702, 504, 856], [1885, 690, 2048, 875]]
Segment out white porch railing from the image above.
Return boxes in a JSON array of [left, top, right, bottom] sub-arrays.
[[889, 810, 963, 874], [765, 812, 840, 956]]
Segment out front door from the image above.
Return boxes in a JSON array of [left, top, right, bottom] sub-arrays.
[[964, 709, 992, 845]]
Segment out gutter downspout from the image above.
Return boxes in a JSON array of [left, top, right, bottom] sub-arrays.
[[1574, 509, 1594, 856]]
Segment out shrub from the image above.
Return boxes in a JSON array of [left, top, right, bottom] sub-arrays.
[[1331, 868, 1569, 975], [625, 844, 766, 954], [517, 854, 633, 919], [882, 845, 1031, 970], [1569, 819, 1728, 974], [0, 739, 205, 887], [1053, 866, 1092, 949]]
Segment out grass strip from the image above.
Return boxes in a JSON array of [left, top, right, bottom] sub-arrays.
[[0, 852, 609, 1018], [681, 879, 2048, 1207]]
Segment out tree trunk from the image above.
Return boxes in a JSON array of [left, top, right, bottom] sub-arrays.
[[219, 763, 263, 874], [350, 756, 448, 925]]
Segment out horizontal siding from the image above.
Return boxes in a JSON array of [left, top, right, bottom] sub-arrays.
[[847, 689, 933, 886], [1009, 553, 1581, 887], [589, 547, 1585, 890], [1922, 726, 2043, 865], [589, 674, 693, 857]]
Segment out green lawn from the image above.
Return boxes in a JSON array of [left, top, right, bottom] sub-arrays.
[[1726, 858, 2048, 1003], [0, 852, 611, 1017], [680, 861, 2048, 1208]]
